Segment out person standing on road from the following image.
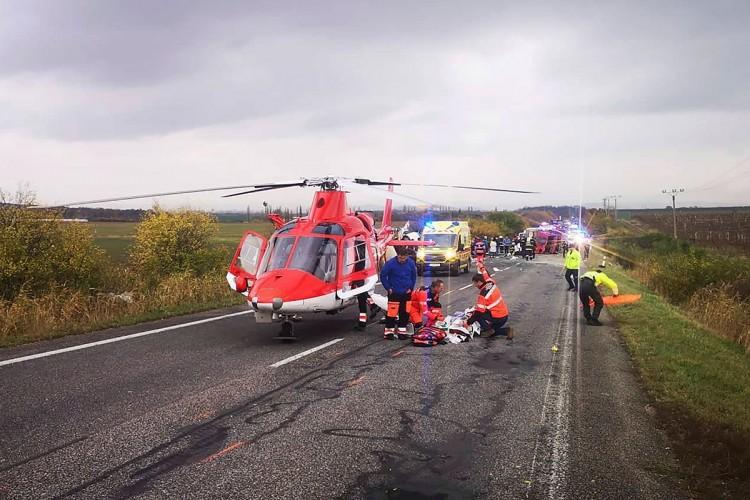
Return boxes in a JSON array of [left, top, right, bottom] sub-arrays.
[[380, 247, 417, 340], [563, 244, 582, 291], [474, 237, 487, 265], [579, 266, 619, 326], [467, 266, 513, 340], [524, 236, 534, 261], [489, 238, 498, 257], [353, 240, 380, 331]]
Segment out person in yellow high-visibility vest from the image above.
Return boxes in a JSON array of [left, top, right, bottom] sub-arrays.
[[563, 245, 582, 291], [579, 266, 618, 326]]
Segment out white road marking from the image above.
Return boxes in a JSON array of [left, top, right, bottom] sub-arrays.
[[0, 310, 254, 368], [270, 338, 344, 368], [458, 284, 473, 290], [526, 291, 574, 499]]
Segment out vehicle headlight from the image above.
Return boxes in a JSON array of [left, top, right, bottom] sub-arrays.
[[445, 249, 457, 260], [417, 249, 426, 260]]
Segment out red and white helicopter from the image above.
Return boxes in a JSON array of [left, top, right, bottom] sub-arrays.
[[56, 176, 535, 338]]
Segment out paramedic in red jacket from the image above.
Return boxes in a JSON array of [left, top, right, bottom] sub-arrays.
[[410, 279, 445, 329], [466, 272, 513, 340]]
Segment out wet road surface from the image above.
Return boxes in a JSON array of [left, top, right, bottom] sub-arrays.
[[0, 255, 685, 499]]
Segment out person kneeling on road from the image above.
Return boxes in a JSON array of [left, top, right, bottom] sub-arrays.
[[410, 279, 445, 330], [380, 247, 417, 340], [579, 265, 619, 326], [466, 272, 512, 340]]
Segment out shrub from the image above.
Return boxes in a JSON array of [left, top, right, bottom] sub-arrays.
[[487, 211, 525, 235], [0, 190, 108, 300], [129, 207, 224, 283], [468, 219, 501, 237]]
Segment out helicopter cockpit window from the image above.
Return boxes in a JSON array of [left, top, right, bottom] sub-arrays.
[[343, 236, 370, 275], [265, 236, 295, 271], [312, 223, 345, 235], [276, 222, 297, 235], [289, 237, 338, 282]]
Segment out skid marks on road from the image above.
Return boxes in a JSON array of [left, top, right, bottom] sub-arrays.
[[52, 338, 409, 498], [341, 336, 535, 499]]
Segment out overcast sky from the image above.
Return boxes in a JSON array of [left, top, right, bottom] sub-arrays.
[[1, 0, 749, 211]]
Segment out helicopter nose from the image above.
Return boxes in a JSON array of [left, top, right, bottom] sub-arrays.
[[251, 270, 331, 305]]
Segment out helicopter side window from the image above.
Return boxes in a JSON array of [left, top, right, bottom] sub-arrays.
[[289, 237, 338, 282], [237, 234, 264, 275], [265, 236, 296, 271], [343, 236, 370, 275]]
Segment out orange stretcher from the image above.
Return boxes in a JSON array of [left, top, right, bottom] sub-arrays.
[[584, 294, 642, 307]]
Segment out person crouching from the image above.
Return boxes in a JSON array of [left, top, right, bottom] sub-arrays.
[[410, 279, 445, 330], [466, 273, 513, 340]]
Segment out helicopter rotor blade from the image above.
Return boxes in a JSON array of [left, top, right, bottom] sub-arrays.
[[399, 183, 538, 194], [221, 181, 308, 198], [351, 178, 402, 187], [340, 179, 432, 206], [46, 181, 311, 207], [44, 185, 275, 208]]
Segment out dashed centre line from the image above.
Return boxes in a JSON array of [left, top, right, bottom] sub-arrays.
[[269, 338, 344, 368]]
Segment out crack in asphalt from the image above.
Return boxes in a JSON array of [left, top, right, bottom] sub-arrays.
[[339, 334, 538, 499]]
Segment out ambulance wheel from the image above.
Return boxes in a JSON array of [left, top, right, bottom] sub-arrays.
[[462, 259, 469, 273], [449, 263, 459, 276]]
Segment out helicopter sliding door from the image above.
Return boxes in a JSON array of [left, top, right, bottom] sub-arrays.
[[337, 234, 377, 300], [227, 230, 268, 294]]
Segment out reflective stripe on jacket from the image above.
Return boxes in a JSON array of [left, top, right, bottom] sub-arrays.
[[475, 281, 509, 318], [581, 270, 619, 295], [564, 249, 581, 270]]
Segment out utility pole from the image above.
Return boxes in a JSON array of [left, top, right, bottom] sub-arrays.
[[603, 197, 608, 216], [661, 188, 685, 239], [609, 195, 622, 220]]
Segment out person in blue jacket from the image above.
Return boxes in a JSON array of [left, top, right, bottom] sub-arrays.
[[380, 247, 417, 340]]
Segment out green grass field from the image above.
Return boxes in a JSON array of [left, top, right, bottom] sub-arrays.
[[92, 221, 275, 262]]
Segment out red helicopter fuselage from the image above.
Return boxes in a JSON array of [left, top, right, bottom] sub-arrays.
[[226, 189, 394, 323]]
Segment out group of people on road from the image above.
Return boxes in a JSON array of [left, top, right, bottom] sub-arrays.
[[365, 235, 617, 343], [378, 247, 512, 342], [472, 236, 516, 258]]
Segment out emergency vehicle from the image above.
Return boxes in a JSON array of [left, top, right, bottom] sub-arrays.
[[416, 221, 472, 275]]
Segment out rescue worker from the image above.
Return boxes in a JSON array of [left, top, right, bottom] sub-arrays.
[[524, 236, 534, 261], [474, 238, 486, 265], [353, 239, 380, 331], [467, 271, 512, 339], [410, 279, 445, 329], [563, 244, 582, 292], [579, 265, 619, 326], [380, 247, 417, 340]]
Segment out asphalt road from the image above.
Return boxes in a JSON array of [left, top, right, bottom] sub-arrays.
[[0, 255, 686, 499]]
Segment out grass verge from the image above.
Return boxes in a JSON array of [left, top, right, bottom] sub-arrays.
[[0, 274, 244, 349], [603, 263, 750, 497]]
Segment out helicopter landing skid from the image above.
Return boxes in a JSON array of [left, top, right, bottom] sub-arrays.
[[273, 318, 297, 342]]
